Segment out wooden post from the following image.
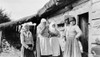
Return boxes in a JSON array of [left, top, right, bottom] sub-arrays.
[[36, 37, 41, 57], [31, 23, 41, 57], [0, 31, 2, 53], [36, 26, 41, 57]]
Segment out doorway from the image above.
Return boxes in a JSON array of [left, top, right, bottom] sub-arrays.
[[78, 12, 88, 56]]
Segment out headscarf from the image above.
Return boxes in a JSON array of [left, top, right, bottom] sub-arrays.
[[37, 18, 46, 30], [41, 18, 46, 23], [37, 19, 46, 35], [49, 22, 57, 33], [20, 23, 29, 33]]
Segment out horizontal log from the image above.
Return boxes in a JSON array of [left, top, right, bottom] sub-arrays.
[[0, 14, 38, 29]]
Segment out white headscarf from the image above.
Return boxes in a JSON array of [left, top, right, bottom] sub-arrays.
[[41, 18, 46, 23], [49, 22, 57, 33], [38, 18, 46, 29], [20, 23, 29, 33]]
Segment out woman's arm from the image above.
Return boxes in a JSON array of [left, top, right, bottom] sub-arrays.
[[56, 29, 61, 37], [37, 26, 43, 38], [63, 27, 66, 37], [75, 25, 82, 39], [30, 32, 34, 47], [20, 32, 29, 49]]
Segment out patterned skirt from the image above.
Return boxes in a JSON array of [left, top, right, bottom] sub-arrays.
[[63, 37, 82, 57]]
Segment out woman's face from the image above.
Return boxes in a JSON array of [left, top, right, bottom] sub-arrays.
[[52, 24, 56, 28], [46, 21, 50, 26], [25, 25, 29, 30], [70, 20, 76, 26], [42, 22, 46, 27], [65, 20, 68, 24]]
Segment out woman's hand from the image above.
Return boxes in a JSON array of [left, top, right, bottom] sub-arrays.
[[75, 36, 79, 40], [23, 44, 29, 49], [24, 45, 32, 50], [28, 47, 33, 51]]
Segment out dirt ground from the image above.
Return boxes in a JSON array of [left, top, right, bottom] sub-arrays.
[[0, 47, 88, 57], [0, 48, 21, 57]]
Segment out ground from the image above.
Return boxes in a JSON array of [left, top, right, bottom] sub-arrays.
[[0, 47, 88, 57], [0, 47, 21, 57]]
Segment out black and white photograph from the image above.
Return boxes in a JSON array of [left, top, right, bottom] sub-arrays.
[[0, 0, 100, 57]]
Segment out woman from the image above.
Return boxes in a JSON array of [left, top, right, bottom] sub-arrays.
[[64, 16, 70, 27], [49, 22, 61, 57], [64, 16, 70, 41], [20, 24, 34, 57], [63, 17, 82, 57], [37, 19, 52, 56]]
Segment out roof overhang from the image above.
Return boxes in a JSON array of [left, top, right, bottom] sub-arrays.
[[0, 0, 78, 29]]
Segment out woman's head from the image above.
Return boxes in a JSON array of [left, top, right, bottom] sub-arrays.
[[49, 22, 57, 33], [22, 24, 29, 31], [50, 22, 56, 28], [64, 18, 70, 24], [69, 17, 76, 25], [64, 16, 70, 25], [41, 18, 47, 27]]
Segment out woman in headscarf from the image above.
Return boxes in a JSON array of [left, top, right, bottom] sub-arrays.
[[37, 19, 52, 57], [20, 23, 34, 57], [49, 22, 61, 57], [63, 16, 82, 57]]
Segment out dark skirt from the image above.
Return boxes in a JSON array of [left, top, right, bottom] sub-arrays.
[[21, 44, 34, 57]]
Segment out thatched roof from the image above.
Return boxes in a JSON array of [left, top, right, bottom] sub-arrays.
[[0, 0, 77, 29]]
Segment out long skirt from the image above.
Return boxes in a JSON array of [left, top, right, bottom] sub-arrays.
[[63, 37, 82, 57], [21, 45, 34, 57], [50, 37, 60, 56], [39, 36, 52, 55]]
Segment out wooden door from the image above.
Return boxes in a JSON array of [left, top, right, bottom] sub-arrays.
[[78, 12, 88, 54]]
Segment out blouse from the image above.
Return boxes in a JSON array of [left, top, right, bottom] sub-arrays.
[[20, 30, 34, 48], [65, 25, 82, 38]]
